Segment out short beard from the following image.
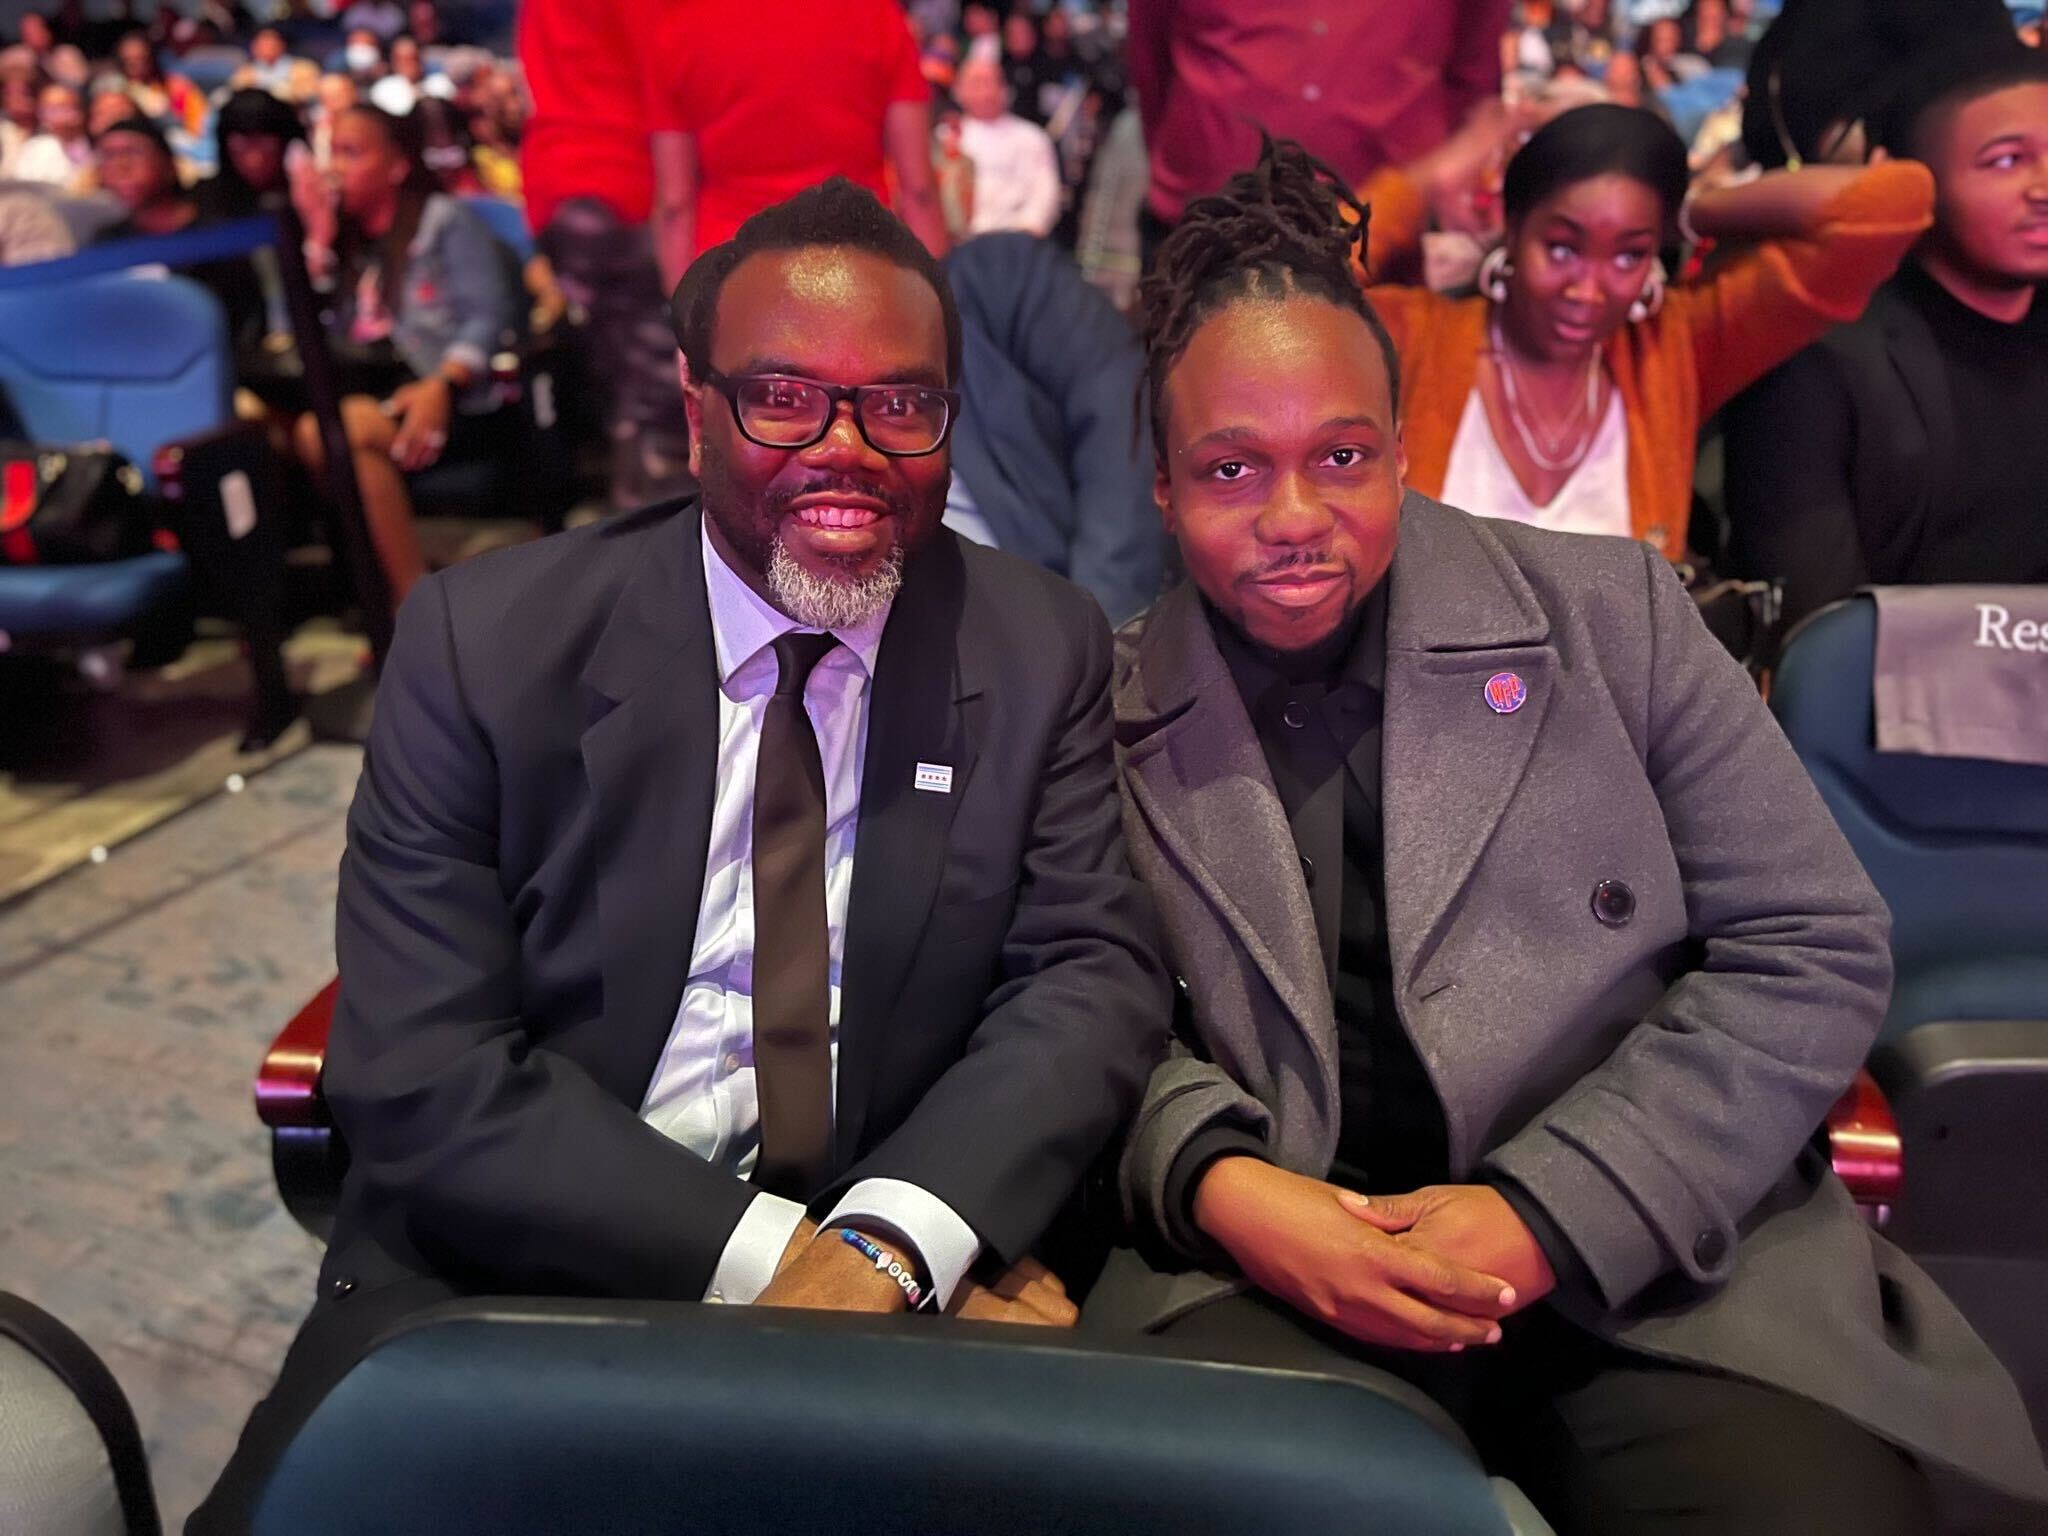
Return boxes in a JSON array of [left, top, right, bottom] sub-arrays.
[[766, 534, 905, 630]]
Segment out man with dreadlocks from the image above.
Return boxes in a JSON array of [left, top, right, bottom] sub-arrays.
[[1086, 137, 2047, 1529], [191, 179, 1167, 1532]]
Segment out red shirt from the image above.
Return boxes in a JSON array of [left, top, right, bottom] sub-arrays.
[[518, 0, 656, 230], [1126, 0, 1510, 223], [645, 0, 928, 257]]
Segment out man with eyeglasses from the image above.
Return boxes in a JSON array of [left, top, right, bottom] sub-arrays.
[[191, 178, 1168, 1532]]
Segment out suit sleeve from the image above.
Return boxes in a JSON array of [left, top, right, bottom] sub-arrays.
[[1720, 348, 1870, 625], [325, 574, 759, 1300], [1482, 546, 1892, 1310], [1008, 238, 1164, 628], [826, 596, 1171, 1264]]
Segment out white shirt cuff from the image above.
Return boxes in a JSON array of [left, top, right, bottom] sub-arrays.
[[704, 1191, 808, 1305], [822, 1178, 983, 1310]]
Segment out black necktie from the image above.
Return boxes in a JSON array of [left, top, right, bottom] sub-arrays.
[[751, 631, 839, 1199]]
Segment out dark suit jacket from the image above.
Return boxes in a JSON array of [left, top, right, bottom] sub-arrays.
[[315, 499, 1168, 1319], [1089, 495, 2048, 1503], [1722, 278, 1955, 626], [945, 233, 1167, 628]]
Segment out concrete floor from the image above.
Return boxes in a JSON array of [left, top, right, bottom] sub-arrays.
[[0, 746, 357, 1527]]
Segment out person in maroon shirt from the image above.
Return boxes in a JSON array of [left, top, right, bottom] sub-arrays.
[[1126, 0, 1512, 261], [517, 0, 690, 508]]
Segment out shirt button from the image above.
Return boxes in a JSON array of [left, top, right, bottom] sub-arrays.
[[1591, 880, 1636, 927], [721, 1052, 741, 1074], [1281, 700, 1309, 729], [1303, 83, 1322, 102], [1299, 854, 1315, 887]]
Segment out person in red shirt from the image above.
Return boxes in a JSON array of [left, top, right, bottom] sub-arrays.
[[646, 0, 949, 294], [1126, 0, 1511, 262], [518, 0, 691, 507]]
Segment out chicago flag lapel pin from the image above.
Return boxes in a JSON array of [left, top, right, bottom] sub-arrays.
[[914, 762, 954, 794]]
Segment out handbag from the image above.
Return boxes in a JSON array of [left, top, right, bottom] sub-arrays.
[[0, 442, 157, 566]]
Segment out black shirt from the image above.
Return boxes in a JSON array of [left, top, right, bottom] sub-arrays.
[[1207, 584, 1450, 1196], [1167, 589, 1591, 1295], [1892, 261, 2048, 585]]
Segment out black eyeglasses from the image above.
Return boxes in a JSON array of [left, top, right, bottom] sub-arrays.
[[699, 370, 960, 457]]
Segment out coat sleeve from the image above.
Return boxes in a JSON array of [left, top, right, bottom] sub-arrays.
[[828, 596, 1172, 1264], [1680, 159, 1933, 419], [325, 574, 759, 1300], [1120, 1027, 1276, 1261], [1004, 236, 1165, 627], [1482, 545, 1892, 1310]]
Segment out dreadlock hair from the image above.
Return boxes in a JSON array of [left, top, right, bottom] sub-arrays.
[[1136, 137, 1401, 460], [670, 177, 963, 386]]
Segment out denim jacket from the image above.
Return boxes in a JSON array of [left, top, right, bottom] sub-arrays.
[[338, 192, 522, 415]]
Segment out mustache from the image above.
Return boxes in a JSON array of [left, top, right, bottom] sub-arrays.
[[1248, 548, 1343, 580], [765, 476, 909, 519]]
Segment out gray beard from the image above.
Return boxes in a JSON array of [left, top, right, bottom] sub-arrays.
[[765, 535, 905, 631]]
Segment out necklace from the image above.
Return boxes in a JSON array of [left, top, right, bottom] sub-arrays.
[[1490, 309, 1603, 476]]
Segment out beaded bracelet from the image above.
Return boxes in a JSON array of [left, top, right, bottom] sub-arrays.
[[837, 1228, 927, 1310]]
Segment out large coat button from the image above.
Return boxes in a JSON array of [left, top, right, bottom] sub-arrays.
[[1591, 880, 1636, 927], [1693, 1230, 1728, 1268]]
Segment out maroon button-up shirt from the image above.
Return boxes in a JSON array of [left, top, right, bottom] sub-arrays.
[[1127, 0, 1511, 224]]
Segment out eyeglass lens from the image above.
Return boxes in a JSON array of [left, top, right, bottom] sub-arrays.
[[735, 378, 949, 454]]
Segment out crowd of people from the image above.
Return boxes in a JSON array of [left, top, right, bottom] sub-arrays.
[[3, 3, 2046, 1533]]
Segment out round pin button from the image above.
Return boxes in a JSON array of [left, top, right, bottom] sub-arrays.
[[1281, 700, 1309, 729], [1591, 880, 1636, 927]]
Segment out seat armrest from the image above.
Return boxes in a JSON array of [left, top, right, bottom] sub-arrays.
[[258, 977, 338, 1130], [1826, 1068, 1902, 1220]]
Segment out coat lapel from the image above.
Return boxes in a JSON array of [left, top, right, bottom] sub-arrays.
[[835, 535, 981, 1164], [1116, 584, 1338, 1085], [579, 505, 722, 1109], [1380, 495, 1556, 995]]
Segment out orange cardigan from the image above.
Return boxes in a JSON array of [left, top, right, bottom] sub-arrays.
[[1354, 161, 1935, 562]]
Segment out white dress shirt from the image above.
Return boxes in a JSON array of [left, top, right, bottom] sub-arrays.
[[637, 521, 983, 1307]]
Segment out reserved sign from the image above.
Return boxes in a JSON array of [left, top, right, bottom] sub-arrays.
[[1871, 587, 2048, 767]]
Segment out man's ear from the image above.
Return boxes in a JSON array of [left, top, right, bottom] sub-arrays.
[[679, 357, 704, 478], [1152, 462, 1177, 536], [1395, 423, 1408, 485]]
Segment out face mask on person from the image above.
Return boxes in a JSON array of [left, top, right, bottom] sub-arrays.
[[345, 43, 380, 73]]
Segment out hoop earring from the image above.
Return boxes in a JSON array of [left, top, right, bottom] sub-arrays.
[[1478, 245, 1514, 304], [1628, 258, 1668, 324]]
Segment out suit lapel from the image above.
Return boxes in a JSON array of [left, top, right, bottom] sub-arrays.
[[579, 505, 721, 1109], [836, 535, 980, 1164], [1117, 584, 1338, 1084], [1380, 495, 1556, 994]]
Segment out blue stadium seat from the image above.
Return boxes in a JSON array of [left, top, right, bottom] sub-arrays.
[[0, 273, 234, 654], [252, 1302, 1538, 1536], [175, 45, 249, 95], [460, 194, 534, 263], [1770, 595, 2048, 1441]]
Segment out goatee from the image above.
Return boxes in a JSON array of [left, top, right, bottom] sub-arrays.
[[766, 534, 904, 630]]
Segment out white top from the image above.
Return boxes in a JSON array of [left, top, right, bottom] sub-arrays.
[[1439, 384, 1632, 540], [8, 134, 90, 189], [636, 520, 983, 1308], [958, 113, 1062, 238]]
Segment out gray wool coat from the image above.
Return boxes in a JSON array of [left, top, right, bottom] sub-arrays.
[[1087, 493, 2048, 1503]]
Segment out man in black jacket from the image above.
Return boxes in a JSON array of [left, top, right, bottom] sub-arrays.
[[192, 179, 1166, 1532], [1725, 36, 2048, 623]]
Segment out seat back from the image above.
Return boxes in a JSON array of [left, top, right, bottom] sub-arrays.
[[1769, 596, 2048, 1037], [459, 194, 534, 264], [254, 1303, 1512, 1536], [0, 1293, 160, 1536], [0, 272, 232, 491]]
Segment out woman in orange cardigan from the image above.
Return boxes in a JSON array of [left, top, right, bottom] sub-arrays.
[[1357, 103, 1934, 563]]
